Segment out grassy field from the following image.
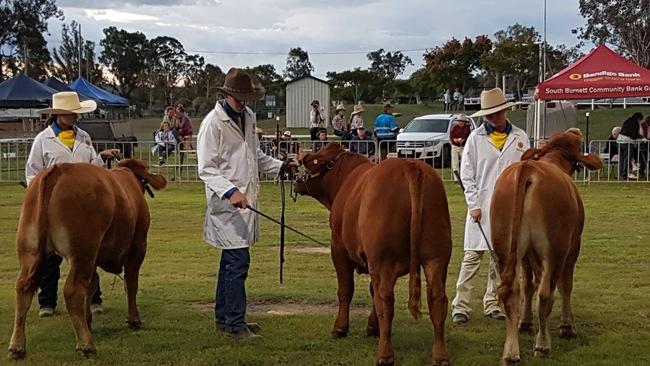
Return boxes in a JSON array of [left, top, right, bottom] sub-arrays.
[[132, 103, 650, 142], [0, 181, 649, 366]]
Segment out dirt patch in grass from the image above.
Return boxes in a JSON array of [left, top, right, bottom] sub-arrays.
[[192, 300, 370, 316], [286, 246, 330, 254]]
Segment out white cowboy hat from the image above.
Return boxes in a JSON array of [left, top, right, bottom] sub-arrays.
[[469, 88, 519, 118], [454, 114, 470, 123], [40, 91, 97, 115], [351, 103, 365, 115], [255, 127, 264, 134], [335, 103, 346, 112], [283, 130, 292, 137]]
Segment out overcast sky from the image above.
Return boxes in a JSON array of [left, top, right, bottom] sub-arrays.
[[46, 0, 590, 78]]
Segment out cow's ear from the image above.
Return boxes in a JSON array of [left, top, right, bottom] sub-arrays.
[[118, 159, 167, 190], [577, 153, 603, 171], [521, 148, 544, 161]]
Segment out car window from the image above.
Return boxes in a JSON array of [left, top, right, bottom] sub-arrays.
[[403, 119, 450, 133]]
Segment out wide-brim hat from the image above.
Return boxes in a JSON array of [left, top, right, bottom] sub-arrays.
[[335, 103, 346, 112], [40, 91, 97, 115], [351, 103, 364, 115], [283, 130, 292, 137], [216, 68, 266, 101], [454, 114, 470, 123], [255, 127, 264, 134], [469, 88, 519, 118]]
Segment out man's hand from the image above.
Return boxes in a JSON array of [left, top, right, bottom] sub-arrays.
[[470, 208, 482, 223], [99, 149, 121, 159], [229, 191, 249, 209]]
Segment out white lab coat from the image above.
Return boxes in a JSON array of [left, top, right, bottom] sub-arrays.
[[460, 123, 530, 251], [25, 126, 104, 185], [197, 102, 283, 249]]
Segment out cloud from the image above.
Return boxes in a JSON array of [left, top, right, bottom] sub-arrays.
[[59, 0, 219, 8], [85, 9, 159, 23]]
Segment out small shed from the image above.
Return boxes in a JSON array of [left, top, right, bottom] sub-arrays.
[[286, 75, 331, 128]]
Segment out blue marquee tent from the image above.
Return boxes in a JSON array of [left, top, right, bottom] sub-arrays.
[[43, 77, 74, 92], [0, 73, 57, 107], [69, 77, 129, 106]]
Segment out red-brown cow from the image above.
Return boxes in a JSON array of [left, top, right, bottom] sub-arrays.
[[295, 143, 452, 366], [491, 129, 602, 365], [8, 159, 166, 360]]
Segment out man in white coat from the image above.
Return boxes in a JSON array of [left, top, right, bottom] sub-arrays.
[[451, 88, 530, 324], [197, 68, 294, 340], [25, 91, 119, 318]]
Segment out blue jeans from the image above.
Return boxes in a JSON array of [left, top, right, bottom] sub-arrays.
[[618, 142, 633, 178], [215, 248, 250, 332], [38, 253, 103, 309]]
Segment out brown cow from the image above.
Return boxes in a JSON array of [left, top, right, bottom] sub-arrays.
[[295, 143, 452, 366], [8, 159, 166, 360], [491, 129, 602, 365]]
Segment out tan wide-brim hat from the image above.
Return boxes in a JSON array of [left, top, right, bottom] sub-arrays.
[[40, 91, 97, 115], [351, 103, 364, 115], [469, 88, 519, 118], [255, 127, 264, 134], [217, 68, 266, 101], [335, 103, 346, 112], [454, 113, 470, 123]]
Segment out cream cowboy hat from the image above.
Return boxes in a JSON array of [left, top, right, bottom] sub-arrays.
[[335, 103, 346, 112], [40, 91, 97, 115], [255, 127, 264, 134], [469, 88, 519, 118], [351, 103, 365, 115], [454, 114, 470, 123]]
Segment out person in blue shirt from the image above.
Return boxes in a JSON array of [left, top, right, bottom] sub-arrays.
[[374, 103, 399, 159]]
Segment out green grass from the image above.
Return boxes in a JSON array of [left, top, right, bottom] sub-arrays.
[[131, 104, 650, 142], [0, 181, 649, 365]]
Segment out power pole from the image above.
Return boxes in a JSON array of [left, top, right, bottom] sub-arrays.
[[23, 39, 29, 76], [78, 23, 82, 79]]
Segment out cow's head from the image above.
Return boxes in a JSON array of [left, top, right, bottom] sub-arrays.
[[117, 159, 167, 193], [295, 143, 362, 209], [521, 128, 603, 175]]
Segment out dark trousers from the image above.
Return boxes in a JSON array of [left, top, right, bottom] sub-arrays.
[[156, 143, 175, 159], [38, 254, 103, 309], [618, 143, 633, 178], [215, 248, 250, 333]]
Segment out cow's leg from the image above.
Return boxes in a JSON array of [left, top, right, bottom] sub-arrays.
[[64, 260, 96, 358], [500, 265, 522, 365], [519, 256, 535, 334], [124, 245, 146, 329], [533, 265, 560, 357], [423, 259, 450, 366], [366, 281, 379, 337], [8, 251, 41, 360], [331, 248, 354, 338], [373, 270, 398, 366], [558, 248, 579, 339]]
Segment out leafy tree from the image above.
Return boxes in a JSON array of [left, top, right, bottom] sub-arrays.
[[52, 21, 103, 84], [367, 48, 413, 99], [244, 64, 282, 93], [423, 35, 492, 91], [0, 0, 62, 79], [579, 0, 650, 68], [327, 68, 380, 103], [99, 27, 149, 99], [148, 36, 189, 106], [284, 47, 314, 80]]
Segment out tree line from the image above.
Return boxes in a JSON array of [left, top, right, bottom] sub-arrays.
[[1, 0, 648, 114]]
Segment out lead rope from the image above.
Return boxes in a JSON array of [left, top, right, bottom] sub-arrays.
[[279, 172, 287, 284]]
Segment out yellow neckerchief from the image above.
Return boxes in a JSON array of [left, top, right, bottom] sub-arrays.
[[58, 129, 76, 149], [490, 131, 508, 150]]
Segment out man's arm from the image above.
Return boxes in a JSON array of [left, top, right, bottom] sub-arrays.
[[25, 137, 45, 186], [197, 118, 237, 198], [460, 135, 480, 211]]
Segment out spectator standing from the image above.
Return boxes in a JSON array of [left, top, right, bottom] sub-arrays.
[[457, 90, 465, 111], [278, 130, 300, 161], [176, 105, 194, 149], [154, 121, 177, 165], [604, 126, 621, 161], [350, 103, 365, 135], [309, 100, 326, 140], [449, 114, 472, 179], [618, 113, 644, 179], [350, 126, 375, 159], [451, 88, 530, 324], [453, 89, 461, 110], [444, 89, 451, 112], [374, 103, 399, 142], [331, 104, 347, 132]]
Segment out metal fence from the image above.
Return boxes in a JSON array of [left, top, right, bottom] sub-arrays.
[[2, 137, 649, 184]]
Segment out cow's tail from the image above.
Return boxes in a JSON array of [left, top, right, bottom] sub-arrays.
[[497, 163, 531, 302], [25, 166, 60, 285], [407, 162, 423, 320]]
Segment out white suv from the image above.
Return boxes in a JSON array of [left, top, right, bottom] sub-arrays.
[[396, 114, 477, 166]]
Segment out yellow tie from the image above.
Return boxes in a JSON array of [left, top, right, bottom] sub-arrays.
[[58, 130, 75, 149], [490, 131, 508, 150]]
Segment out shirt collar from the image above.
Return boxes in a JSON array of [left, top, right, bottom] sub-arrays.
[[50, 121, 76, 137], [484, 121, 512, 135], [219, 99, 242, 122]]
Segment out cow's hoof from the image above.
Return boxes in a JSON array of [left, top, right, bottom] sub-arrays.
[[503, 355, 520, 363], [533, 346, 550, 358], [8, 346, 26, 360], [332, 328, 348, 338], [559, 325, 577, 338], [519, 322, 534, 334], [376, 357, 394, 366], [127, 319, 142, 330], [433, 359, 450, 366], [366, 326, 379, 338], [76, 344, 96, 358]]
